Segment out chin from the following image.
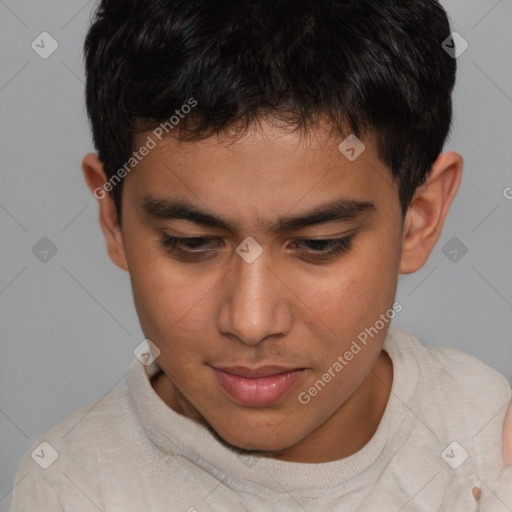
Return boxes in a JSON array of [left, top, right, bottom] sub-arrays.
[[207, 420, 303, 455]]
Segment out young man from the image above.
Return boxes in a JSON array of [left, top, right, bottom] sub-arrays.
[[9, 0, 512, 510]]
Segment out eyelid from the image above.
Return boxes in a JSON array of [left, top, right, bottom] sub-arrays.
[[160, 226, 358, 239], [161, 235, 222, 251], [292, 228, 357, 240]]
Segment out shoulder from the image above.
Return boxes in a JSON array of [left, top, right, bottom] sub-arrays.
[[388, 327, 511, 413], [10, 384, 134, 510], [21, 382, 134, 467], [387, 328, 511, 479]]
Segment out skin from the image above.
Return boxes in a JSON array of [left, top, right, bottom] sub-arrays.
[[473, 402, 512, 502], [505, 402, 512, 466], [82, 119, 463, 465]]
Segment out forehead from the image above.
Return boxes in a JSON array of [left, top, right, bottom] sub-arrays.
[[131, 119, 386, 181], [125, 120, 398, 233]]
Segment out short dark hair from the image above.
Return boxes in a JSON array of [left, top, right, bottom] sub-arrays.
[[84, 0, 456, 223]]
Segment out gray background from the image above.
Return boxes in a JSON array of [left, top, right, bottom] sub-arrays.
[[0, 0, 511, 509]]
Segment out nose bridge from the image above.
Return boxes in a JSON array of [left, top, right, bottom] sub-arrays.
[[220, 248, 287, 345]]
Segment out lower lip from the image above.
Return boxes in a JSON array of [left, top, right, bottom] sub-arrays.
[[213, 368, 307, 407]]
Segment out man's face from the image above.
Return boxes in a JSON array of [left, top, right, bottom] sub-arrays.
[[120, 121, 403, 459]]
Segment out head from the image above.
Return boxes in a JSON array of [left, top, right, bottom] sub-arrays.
[[81, 0, 462, 459]]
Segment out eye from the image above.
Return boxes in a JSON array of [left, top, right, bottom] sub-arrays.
[[158, 235, 221, 260], [290, 236, 354, 261]]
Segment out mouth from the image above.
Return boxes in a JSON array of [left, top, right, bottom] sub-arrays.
[[211, 365, 308, 407]]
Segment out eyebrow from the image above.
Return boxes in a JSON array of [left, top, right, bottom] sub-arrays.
[[142, 196, 376, 234]]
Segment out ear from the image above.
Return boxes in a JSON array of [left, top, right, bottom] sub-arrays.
[[399, 151, 463, 274], [82, 153, 129, 271]]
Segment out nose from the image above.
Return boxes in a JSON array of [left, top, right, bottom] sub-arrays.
[[217, 248, 292, 346]]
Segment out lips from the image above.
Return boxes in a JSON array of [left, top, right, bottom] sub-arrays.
[[211, 365, 307, 407], [213, 365, 304, 378]]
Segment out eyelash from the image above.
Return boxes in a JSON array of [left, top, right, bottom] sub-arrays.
[[158, 234, 355, 262]]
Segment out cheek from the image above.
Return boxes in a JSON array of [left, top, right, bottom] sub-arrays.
[[125, 231, 203, 317], [127, 249, 223, 373], [126, 241, 199, 338], [133, 269, 207, 336], [294, 249, 397, 341]]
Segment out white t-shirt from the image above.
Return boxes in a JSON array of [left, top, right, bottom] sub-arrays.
[[9, 328, 512, 511]]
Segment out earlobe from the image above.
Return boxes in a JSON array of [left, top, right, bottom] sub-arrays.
[[399, 151, 463, 275], [82, 153, 129, 272]]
